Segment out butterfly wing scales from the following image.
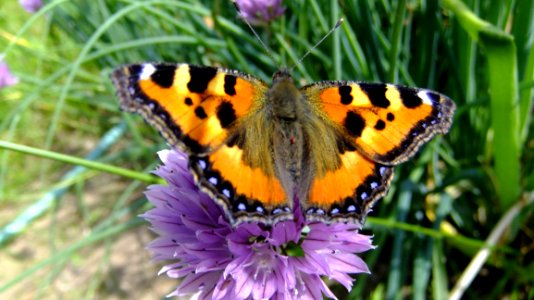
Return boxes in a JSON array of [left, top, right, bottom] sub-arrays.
[[111, 63, 266, 154], [306, 149, 393, 223], [304, 81, 455, 165], [189, 145, 291, 224], [300, 81, 454, 223], [112, 63, 292, 224]]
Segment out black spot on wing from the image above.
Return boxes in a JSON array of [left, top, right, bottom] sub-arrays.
[[339, 85, 353, 105], [187, 65, 217, 93], [224, 75, 237, 96], [374, 119, 386, 130], [184, 97, 193, 106], [399, 88, 423, 108], [387, 112, 395, 121], [151, 65, 175, 88], [194, 106, 208, 119], [360, 83, 390, 108], [217, 101, 237, 128], [344, 111, 366, 137]]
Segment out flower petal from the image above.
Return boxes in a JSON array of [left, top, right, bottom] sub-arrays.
[[175, 271, 221, 295]]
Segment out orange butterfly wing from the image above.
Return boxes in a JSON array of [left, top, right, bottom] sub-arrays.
[[305, 82, 455, 164], [112, 63, 264, 153], [300, 81, 455, 222], [305, 150, 394, 223], [189, 145, 291, 224], [112, 64, 292, 224]]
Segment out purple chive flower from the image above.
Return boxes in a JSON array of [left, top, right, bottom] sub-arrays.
[[0, 60, 18, 88], [19, 0, 43, 13], [235, 0, 285, 24], [143, 149, 375, 299]]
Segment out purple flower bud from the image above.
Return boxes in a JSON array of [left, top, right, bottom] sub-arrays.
[[235, 0, 285, 24], [19, 0, 43, 14]]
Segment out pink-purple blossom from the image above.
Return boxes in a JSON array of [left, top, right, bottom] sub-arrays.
[[143, 149, 375, 299], [0, 60, 18, 88], [235, 0, 285, 24], [19, 0, 43, 13]]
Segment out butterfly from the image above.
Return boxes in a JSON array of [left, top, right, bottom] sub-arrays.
[[111, 63, 455, 225]]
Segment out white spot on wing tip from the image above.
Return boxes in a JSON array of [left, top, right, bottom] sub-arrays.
[[140, 64, 156, 80], [417, 90, 434, 105]]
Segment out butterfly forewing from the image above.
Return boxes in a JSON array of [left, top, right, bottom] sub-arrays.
[[111, 63, 267, 154], [302, 81, 455, 165]]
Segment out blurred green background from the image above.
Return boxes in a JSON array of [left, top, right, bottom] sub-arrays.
[[0, 0, 532, 299]]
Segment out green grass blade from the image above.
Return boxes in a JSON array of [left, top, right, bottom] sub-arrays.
[[387, 0, 406, 82], [0, 139, 158, 185], [442, 0, 521, 208]]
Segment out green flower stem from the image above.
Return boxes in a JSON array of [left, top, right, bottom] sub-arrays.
[[0, 141, 159, 184], [442, 0, 521, 208], [366, 217, 491, 252]]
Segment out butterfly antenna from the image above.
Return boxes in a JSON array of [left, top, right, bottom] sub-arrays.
[[232, 0, 276, 64], [289, 18, 344, 72]]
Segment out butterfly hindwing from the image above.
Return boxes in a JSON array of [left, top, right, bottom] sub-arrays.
[[305, 149, 394, 222], [189, 145, 292, 224], [302, 81, 455, 165]]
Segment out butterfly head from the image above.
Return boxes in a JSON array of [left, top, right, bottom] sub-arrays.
[[267, 68, 305, 122], [272, 68, 292, 83]]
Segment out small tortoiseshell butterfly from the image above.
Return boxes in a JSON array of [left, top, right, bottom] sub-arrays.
[[112, 63, 455, 225]]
